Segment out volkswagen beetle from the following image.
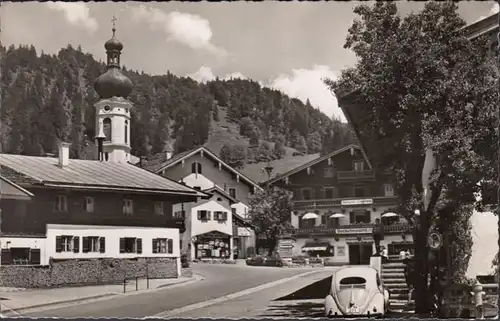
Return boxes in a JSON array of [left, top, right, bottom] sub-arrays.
[[325, 266, 390, 318]]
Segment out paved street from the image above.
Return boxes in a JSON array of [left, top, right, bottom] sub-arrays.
[[22, 264, 330, 318]]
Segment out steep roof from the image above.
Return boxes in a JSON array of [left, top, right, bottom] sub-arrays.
[[461, 14, 498, 40], [266, 144, 371, 185], [0, 154, 206, 197], [203, 185, 239, 204], [1, 175, 34, 200], [142, 146, 263, 191], [241, 153, 321, 184]]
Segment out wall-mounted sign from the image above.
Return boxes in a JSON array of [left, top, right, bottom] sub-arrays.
[[336, 227, 373, 235], [237, 227, 252, 237], [341, 199, 374, 206]]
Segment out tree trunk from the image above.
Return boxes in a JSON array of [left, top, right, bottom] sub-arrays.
[[414, 209, 432, 315]]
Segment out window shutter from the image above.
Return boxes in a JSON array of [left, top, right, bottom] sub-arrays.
[[349, 212, 355, 224], [136, 238, 143, 254], [223, 212, 228, 221], [56, 236, 63, 253], [82, 237, 90, 253], [197, 211, 202, 220], [119, 238, 125, 253], [207, 211, 211, 220], [29, 249, 41, 265], [167, 239, 173, 254], [152, 239, 158, 253], [197, 163, 202, 174], [73, 237, 80, 253], [191, 162, 196, 173], [1, 249, 12, 265], [99, 237, 106, 253], [365, 210, 371, 223]]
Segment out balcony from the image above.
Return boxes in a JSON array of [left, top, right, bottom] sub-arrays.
[[293, 223, 411, 237], [293, 196, 399, 210], [337, 170, 376, 182]]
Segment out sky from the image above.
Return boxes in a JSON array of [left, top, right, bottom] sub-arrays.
[[2, 1, 498, 121]]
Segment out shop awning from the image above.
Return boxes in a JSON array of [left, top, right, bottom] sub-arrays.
[[302, 242, 331, 252]]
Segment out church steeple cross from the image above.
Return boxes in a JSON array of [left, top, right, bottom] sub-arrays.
[[111, 15, 117, 36]]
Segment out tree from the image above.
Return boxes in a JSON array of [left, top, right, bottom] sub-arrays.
[[247, 186, 293, 256], [249, 129, 260, 147], [273, 135, 287, 159], [326, 2, 497, 314], [306, 131, 322, 154], [220, 143, 246, 170]]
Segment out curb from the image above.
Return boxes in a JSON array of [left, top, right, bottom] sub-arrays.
[[2, 275, 203, 316]]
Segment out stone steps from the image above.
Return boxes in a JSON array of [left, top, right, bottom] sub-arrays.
[[381, 278, 406, 284]]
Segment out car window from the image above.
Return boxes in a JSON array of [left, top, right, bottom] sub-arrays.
[[339, 277, 366, 285]]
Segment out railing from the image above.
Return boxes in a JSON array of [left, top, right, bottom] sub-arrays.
[[337, 170, 375, 181], [293, 196, 399, 209], [293, 223, 411, 236]]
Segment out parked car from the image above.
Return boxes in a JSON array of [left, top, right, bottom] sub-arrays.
[[245, 255, 267, 266], [325, 266, 390, 318]]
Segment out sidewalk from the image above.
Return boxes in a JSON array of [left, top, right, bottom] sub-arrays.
[[0, 275, 201, 315]]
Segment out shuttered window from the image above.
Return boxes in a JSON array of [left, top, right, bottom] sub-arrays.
[[29, 249, 41, 265], [56, 235, 75, 252], [120, 237, 142, 254]]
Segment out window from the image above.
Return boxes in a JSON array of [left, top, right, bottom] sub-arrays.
[[384, 183, 394, 197], [302, 189, 312, 200], [321, 214, 327, 225], [153, 238, 174, 254], [214, 211, 228, 221], [197, 210, 211, 221], [350, 210, 371, 224], [84, 197, 94, 213], [193, 186, 202, 191], [231, 207, 237, 215], [191, 162, 202, 174], [103, 118, 112, 142], [154, 202, 164, 216], [54, 195, 67, 212], [354, 185, 366, 197], [353, 161, 364, 172], [173, 210, 186, 219], [83, 236, 105, 253], [323, 167, 334, 178], [324, 187, 335, 199], [123, 199, 134, 216], [55, 235, 79, 253], [119, 237, 142, 254], [125, 120, 128, 144], [228, 188, 236, 199]]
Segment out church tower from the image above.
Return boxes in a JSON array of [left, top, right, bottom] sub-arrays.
[[93, 17, 133, 163]]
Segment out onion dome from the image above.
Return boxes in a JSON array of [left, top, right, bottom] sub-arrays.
[[94, 68, 133, 99], [104, 35, 123, 51]]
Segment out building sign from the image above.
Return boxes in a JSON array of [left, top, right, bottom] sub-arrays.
[[341, 199, 373, 206], [237, 227, 251, 237], [336, 246, 346, 256], [336, 227, 373, 235]]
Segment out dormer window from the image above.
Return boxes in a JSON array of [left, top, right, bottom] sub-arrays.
[[123, 199, 133, 216], [353, 161, 364, 172], [191, 162, 202, 174], [103, 118, 112, 142]]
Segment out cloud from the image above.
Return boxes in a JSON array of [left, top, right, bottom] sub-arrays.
[[269, 65, 345, 121], [45, 2, 98, 33], [186, 66, 247, 83], [132, 6, 227, 57]]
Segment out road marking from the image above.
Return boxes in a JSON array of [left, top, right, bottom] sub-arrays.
[[148, 270, 323, 318]]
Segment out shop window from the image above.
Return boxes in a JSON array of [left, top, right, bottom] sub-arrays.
[[0, 248, 37, 265], [229, 188, 236, 199], [214, 211, 228, 221], [84, 197, 94, 213], [83, 236, 105, 253], [174, 210, 186, 219], [123, 199, 134, 216], [153, 238, 173, 254], [154, 201, 164, 216], [119, 237, 142, 254], [197, 210, 211, 221], [56, 235, 79, 253], [54, 195, 67, 212], [191, 162, 202, 174]]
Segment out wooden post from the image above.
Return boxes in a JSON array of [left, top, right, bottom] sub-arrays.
[[136, 277, 139, 291], [123, 278, 126, 293]]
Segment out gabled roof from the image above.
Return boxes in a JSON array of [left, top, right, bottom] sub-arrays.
[[266, 144, 372, 185], [203, 185, 239, 204], [462, 14, 498, 40], [144, 146, 263, 192], [0, 154, 206, 197], [1, 175, 34, 200]]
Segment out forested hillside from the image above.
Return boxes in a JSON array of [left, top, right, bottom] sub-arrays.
[[1, 44, 356, 165]]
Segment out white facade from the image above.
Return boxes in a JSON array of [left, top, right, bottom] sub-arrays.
[[181, 173, 215, 190], [231, 202, 249, 219], [94, 98, 132, 164], [0, 236, 47, 265]]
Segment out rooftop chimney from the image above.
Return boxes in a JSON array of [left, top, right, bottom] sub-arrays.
[[165, 151, 173, 160], [58, 142, 71, 167]]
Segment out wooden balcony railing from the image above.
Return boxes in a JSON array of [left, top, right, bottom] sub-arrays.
[[292, 223, 411, 236], [293, 196, 399, 210], [337, 170, 376, 181]]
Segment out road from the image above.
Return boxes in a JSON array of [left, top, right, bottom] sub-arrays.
[[24, 264, 331, 318]]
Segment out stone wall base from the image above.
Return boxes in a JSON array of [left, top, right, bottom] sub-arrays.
[[0, 257, 178, 288]]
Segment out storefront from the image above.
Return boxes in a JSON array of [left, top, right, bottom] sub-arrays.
[[193, 231, 231, 259], [302, 241, 334, 257]]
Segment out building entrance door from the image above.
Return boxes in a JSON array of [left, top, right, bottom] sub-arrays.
[[348, 243, 373, 265]]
